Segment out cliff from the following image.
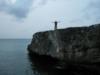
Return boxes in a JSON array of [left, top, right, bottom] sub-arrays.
[[28, 24, 100, 63]]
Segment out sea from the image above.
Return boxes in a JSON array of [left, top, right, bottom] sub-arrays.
[[0, 39, 34, 75]]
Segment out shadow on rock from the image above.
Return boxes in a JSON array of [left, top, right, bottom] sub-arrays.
[[28, 52, 100, 75]]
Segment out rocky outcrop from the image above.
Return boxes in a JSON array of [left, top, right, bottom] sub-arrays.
[[28, 24, 100, 63]]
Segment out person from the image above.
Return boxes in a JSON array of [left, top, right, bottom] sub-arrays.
[[54, 21, 58, 30]]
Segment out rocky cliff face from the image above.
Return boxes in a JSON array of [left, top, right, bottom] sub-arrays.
[[28, 24, 100, 63]]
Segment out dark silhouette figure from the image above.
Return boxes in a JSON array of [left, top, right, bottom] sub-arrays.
[[54, 21, 59, 30]]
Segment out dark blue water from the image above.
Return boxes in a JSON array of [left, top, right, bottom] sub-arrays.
[[0, 39, 34, 75]]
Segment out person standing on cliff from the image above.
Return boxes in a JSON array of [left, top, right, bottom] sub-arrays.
[[54, 21, 58, 30]]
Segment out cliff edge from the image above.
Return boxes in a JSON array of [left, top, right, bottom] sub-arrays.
[[28, 24, 100, 63]]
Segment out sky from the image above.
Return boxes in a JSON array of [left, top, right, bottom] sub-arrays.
[[0, 0, 100, 39]]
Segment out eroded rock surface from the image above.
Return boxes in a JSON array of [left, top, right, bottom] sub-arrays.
[[28, 24, 100, 63]]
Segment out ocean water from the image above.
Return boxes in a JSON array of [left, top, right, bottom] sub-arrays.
[[0, 39, 34, 75]]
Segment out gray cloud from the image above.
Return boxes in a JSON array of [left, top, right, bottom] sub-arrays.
[[83, 0, 100, 22], [0, 0, 51, 19], [71, 0, 100, 25], [0, 0, 34, 18], [0, 0, 55, 19]]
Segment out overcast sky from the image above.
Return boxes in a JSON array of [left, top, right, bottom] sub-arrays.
[[0, 0, 100, 39]]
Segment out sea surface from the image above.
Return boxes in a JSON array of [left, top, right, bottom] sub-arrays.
[[0, 39, 34, 75]]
